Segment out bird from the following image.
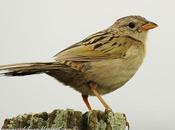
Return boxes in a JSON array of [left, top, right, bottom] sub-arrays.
[[0, 15, 157, 111]]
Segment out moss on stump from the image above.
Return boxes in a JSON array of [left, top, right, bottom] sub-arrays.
[[2, 109, 127, 130]]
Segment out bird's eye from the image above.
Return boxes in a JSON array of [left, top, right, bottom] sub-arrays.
[[128, 22, 136, 29]]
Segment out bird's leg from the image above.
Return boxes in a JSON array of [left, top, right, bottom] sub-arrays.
[[82, 94, 92, 111], [89, 82, 112, 111]]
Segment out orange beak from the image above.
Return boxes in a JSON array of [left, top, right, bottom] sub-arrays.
[[140, 22, 158, 31]]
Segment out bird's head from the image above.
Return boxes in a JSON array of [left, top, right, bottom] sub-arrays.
[[110, 15, 158, 43]]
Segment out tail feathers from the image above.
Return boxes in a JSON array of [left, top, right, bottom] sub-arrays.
[[0, 62, 65, 76]]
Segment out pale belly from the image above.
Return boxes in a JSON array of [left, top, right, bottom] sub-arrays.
[[50, 46, 145, 96], [86, 56, 144, 95], [72, 52, 144, 96]]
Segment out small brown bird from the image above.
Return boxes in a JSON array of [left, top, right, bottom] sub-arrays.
[[0, 15, 157, 111]]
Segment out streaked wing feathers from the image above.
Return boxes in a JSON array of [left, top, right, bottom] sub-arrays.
[[54, 31, 135, 62]]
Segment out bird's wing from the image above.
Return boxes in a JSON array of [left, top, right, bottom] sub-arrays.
[[54, 31, 139, 62]]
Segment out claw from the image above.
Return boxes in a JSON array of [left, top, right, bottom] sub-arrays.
[[105, 108, 112, 113]]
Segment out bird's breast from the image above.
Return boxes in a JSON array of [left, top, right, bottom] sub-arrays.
[[85, 45, 145, 95]]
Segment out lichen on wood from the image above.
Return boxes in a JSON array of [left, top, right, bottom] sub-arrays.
[[2, 109, 127, 130]]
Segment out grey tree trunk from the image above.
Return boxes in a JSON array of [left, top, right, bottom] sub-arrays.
[[2, 109, 128, 130]]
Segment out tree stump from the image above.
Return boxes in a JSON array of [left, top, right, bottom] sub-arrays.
[[2, 109, 127, 130]]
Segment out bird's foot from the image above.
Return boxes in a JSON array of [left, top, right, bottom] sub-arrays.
[[105, 108, 112, 113]]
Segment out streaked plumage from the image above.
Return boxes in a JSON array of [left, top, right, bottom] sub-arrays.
[[0, 15, 157, 111]]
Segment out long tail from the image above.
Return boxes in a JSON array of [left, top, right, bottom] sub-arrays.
[[0, 62, 66, 76]]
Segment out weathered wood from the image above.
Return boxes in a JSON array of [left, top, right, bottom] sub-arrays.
[[2, 109, 127, 130]]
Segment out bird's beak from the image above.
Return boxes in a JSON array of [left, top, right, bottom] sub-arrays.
[[140, 21, 158, 31]]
